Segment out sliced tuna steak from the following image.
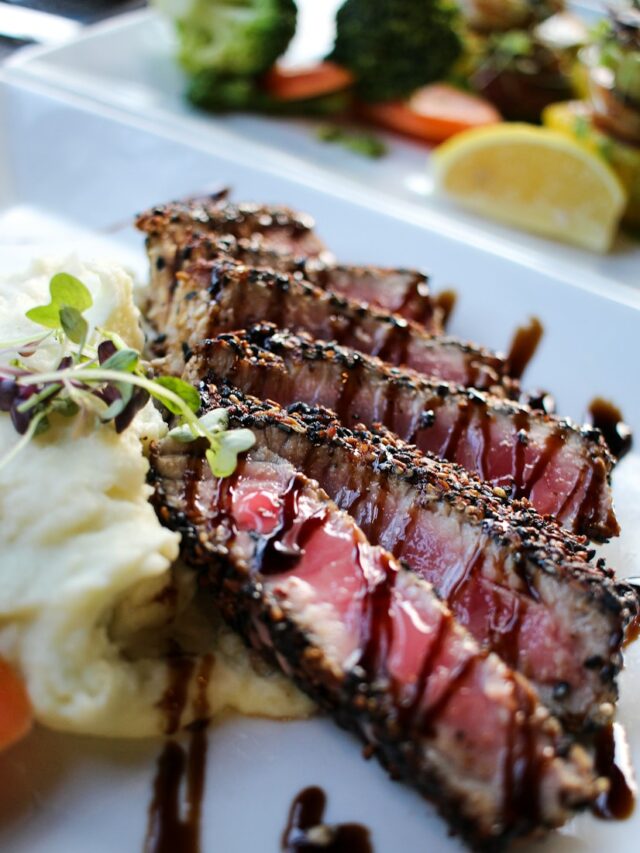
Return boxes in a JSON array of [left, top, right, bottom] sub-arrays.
[[189, 326, 618, 541], [137, 197, 440, 332], [136, 196, 328, 331], [150, 424, 599, 850], [160, 258, 513, 393], [147, 231, 442, 333], [181, 378, 638, 728]]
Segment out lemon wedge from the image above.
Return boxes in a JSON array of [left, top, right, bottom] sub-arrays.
[[433, 123, 627, 252]]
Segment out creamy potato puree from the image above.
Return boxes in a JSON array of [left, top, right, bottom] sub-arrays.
[[0, 257, 312, 738]]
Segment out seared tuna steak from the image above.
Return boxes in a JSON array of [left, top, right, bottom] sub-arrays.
[[136, 197, 328, 331], [150, 416, 599, 850], [142, 230, 441, 334], [189, 327, 618, 541], [137, 197, 440, 332], [181, 379, 639, 727], [160, 259, 512, 392]]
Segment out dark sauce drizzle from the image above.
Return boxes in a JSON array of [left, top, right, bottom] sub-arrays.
[[587, 398, 633, 460], [256, 474, 328, 576], [520, 389, 556, 415], [144, 730, 208, 853], [433, 289, 457, 328], [146, 604, 215, 852], [158, 657, 196, 736], [282, 787, 373, 853], [506, 317, 544, 380], [592, 723, 637, 821]]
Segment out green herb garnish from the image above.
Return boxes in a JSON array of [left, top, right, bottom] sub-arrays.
[[25, 273, 93, 329], [0, 274, 255, 476], [316, 124, 388, 159]]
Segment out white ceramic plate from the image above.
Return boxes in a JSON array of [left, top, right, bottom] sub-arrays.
[[5, 2, 640, 295], [0, 73, 638, 853]]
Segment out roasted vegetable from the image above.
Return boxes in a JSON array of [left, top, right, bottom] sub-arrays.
[[262, 62, 354, 102], [359, 83, 500, 143], [328, 0, 462, 103], [471, 30, 573, 122], [154, 0, 297, 76], [187, 69, 351, 115]]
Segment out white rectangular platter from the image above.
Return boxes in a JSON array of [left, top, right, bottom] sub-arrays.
[[0, 72, 639, 853], [5, 2, 640, 294]]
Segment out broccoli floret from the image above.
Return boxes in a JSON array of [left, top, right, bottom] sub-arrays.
[[328, 0, 462, 102], [155, 0, 297, 76], [187, 70, 352, 115]]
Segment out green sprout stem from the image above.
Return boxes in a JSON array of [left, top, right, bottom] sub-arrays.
[[0, 330, 53, 350], [13, 367, 223, 458], [16, 383, 63, 414]]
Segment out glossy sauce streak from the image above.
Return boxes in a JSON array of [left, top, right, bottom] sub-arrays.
[[282, 787, 372, 853], [397, 274, 437, 328], [358, 551, 397, 678], [256, 474, 327, 576], [506, 317, 544, 380], [592, 723, 637, 820], [520, 389, 556, 415], [433, 289, 457, 328], [158, 657, 196, 736], [193, 654, 215, 723], [377, 319, 411, 367], [144, 730, 208, 853], [587, 398, 633, 460], [503, 683, 542, 825]]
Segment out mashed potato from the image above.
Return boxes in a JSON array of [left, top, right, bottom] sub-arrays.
[[0, 257, 312, 738]]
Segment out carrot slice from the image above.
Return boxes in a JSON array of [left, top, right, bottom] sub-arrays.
[[0, 658, 33, 751], [360, 83, 502, 144], [262, 61, 354, 102]]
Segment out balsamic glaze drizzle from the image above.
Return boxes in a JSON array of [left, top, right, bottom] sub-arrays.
[[158, 657, 196, 736], [144, 730, 208, 853], [433, 289, 457, 328], [256, 474, 328, 576], [282, 787, 373, 853], [587, 398, 633, 460], [592, 723, 637, 821], [506, 317, 544, 380]]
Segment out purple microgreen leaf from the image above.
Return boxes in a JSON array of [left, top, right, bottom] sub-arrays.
[[0, 378, 18, 412], [114, 387, 150, 433], [10, 403, 32, 435], [18, 343, 40, 358], [98, 382, 133, 422], [57, 356, 74, 371], [98, 340, 117, 364]]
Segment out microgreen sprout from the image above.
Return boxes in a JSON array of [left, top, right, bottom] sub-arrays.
[[0, 273, 255, 476], [167, 408, 255, 477]]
